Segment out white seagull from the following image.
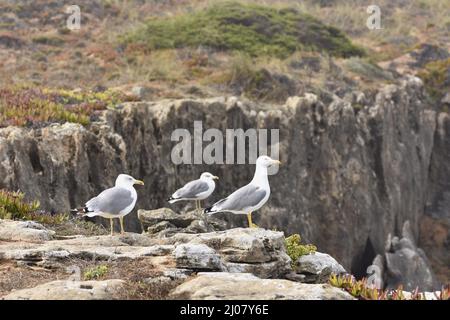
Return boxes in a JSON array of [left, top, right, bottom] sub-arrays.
[[75, 174, 144, 235], [168, 172, 219, 211], [204, 156, 280, 228]]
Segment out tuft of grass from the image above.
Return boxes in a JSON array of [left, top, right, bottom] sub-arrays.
[[285, 234, 317, 266], [121, 2, 364, 59], [0, 87, 136, 128], [83, 265, 109, 280]]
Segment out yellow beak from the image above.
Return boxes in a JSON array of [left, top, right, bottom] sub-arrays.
[[213, 176, 219, 180], [272, 160, 281, 165], [134, 179, 145, 186]]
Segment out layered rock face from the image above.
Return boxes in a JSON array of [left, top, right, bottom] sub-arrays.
[[0, 77, 447, 283]]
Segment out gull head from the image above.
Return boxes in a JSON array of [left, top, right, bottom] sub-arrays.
[[256, 155, 281, 168], [200, 172, 219, 180], [115, 174, 145, 188]]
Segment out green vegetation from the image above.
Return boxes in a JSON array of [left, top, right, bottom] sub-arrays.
[[122, 2, 364, 59], [0, 189, 40, 220], [417, 58, 450, 106], [329, 273, 450, 300], [0, 189, 70, 224], [84, 265, 109, 280], [0, 87, 136, 127], [285, 234, 317, 266]]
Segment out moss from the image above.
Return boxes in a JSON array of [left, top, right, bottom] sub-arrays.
[[84, 265, 109, 280], [285, 234, 317, 266], [121, 2, 364, 59]]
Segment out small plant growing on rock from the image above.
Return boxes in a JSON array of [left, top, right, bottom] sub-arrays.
[[329, 273, 450, 300], [0, 189, 40, 220], [84, 265, 109, 280], [285, 234, 317, 266], [0, 189, 70, 225]]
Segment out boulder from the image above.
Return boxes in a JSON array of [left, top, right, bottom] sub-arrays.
[[173, 244, 223, 271], [377, 221, 438, 291], [167, 228, 291, 278], [0, 220, 55, 242], [294, 252, 347, 283], [170, 272, 354, 300], [2, 279, 124, 300]]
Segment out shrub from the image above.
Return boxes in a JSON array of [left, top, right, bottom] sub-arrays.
[[84, 265, 109, 280], [121, 2, 364, 59], [0, 189, 40, 220], [285, 234, 317, 266], [0, 189, 70, 224]]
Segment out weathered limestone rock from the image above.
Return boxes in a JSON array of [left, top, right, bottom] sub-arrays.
[[174, 243, 223, 270], [138, 208, 226, 236], [375, 221, 437, 291], [2, 279, 124, 300], [167, 228, 291, 278], [0, 231, 171, 267], [294, 252, 347, 283], [0, 220, 55, 242], [170, 272, 354, 300]]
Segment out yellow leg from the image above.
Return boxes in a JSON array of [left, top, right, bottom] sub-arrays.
[[119, 217, 125, 235], [110, 218, 114, 236], [247, 212, 258, 228]]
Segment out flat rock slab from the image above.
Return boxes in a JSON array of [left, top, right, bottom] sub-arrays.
[[0, 233, 173, 267], [2, 279, 124, 300], [0, 220, 55, 242], [170, 272, 354, 300]]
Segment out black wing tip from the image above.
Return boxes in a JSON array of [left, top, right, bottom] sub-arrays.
[[204, 206, 213, 214]]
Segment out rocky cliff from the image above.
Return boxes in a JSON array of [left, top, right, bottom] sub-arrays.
[[0, 76, 448, 286]]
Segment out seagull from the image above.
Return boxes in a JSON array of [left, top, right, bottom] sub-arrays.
[[74, 174, 144, 235], [168, 172, 219, 211], [204, 156, 280, 228]]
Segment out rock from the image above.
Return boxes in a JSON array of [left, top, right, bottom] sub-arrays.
[[131, 86, 154, 100], [173, 244, 223, 271], [441, 93, 450, 105], [295, 252, 347, 283], [377, 221, 438, 291], [170, 272, 354, 300], [162, 268, 194, 280], [168, 228, 291, 278], [0, 231, 170, 267], [138, 208, 226, 235], [2, 279, 124, 300], [0, 220, 55, 242]]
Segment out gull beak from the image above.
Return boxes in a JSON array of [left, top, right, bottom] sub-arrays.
[[272, 159, 281, 165], [213, 176, 219, 180], [134, 179, 145, 186]]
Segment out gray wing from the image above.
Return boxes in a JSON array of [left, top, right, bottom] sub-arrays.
[[211, 184, 267, 212], [86, 187, 134, 215], [173, 179, 210, 199]]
